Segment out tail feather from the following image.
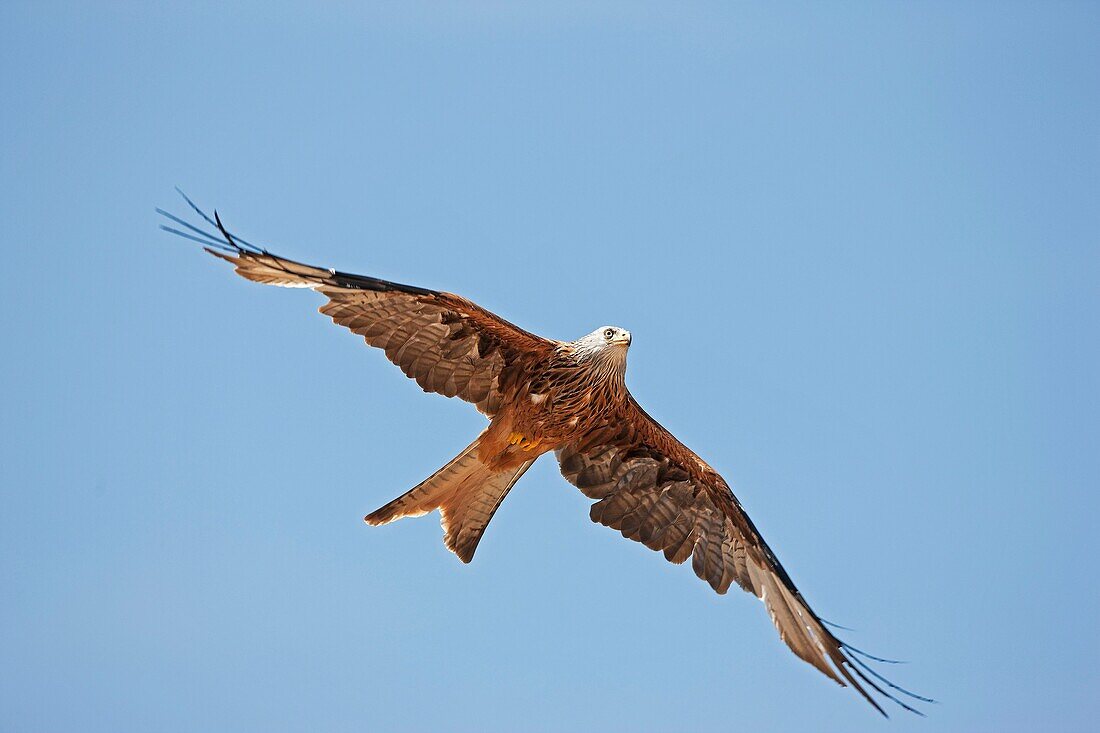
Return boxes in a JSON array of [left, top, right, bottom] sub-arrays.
[[365, 439, 482, 526], [441, 460, 533, 562], [365, 437, 534, 562]]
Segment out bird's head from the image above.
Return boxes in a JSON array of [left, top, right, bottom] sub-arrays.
[[598, 325, 632, 348], [572, 326, 632, 373]]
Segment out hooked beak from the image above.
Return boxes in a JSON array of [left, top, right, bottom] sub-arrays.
[[613, 331, 632, 347]]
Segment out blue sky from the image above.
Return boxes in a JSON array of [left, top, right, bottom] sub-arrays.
[[2, 2, 1098, 731]]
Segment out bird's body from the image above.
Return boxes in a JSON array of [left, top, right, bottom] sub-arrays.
[[479, 332, 630, 468], [158, 192, 928, 716], [363, 331, 637, 557]]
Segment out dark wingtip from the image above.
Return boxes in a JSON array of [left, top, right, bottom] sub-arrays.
[[213, 208, 265, 255], [161, 190, 444, 295], [157, 207, 233, 249], [843, 642, 907, 665], [819, 617, 858, 632], [822, 627, 931, 715], [172, 189, 264, 252], [175, 187, 218, 229], [849, 653, 937, 705]]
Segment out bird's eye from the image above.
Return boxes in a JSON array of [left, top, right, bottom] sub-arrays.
[[604, 329, 615, 339]]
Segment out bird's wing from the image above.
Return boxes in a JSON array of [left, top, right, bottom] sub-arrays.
[[554, 394, 929, 717], [158, 193, 556, 415]]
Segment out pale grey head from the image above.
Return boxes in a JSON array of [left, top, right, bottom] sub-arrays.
[[570, 325, 632, 376]]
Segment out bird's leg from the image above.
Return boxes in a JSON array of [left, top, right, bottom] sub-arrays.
[[507, 432, 542, 451]]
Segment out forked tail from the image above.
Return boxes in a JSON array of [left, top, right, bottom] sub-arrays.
[[364, 435, 534, 562]]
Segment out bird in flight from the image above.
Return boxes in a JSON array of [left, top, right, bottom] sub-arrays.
[[158, 191, 929, 716]]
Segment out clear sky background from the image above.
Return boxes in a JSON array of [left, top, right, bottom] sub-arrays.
[[2, 3, 1098, 731]]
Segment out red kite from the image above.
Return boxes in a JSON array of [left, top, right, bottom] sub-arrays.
[[159, 192, 928, 716]]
